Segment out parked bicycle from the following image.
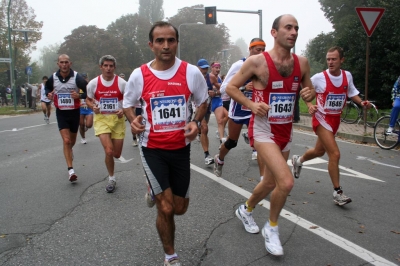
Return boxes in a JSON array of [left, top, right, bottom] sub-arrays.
[[373, 115, 400, 150], [340, 94, 379, 127]]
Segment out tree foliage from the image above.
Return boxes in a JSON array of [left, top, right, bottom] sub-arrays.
[[235, 38, 247, 58], [138, 0, 164, 24], [305, 0, 400, 107], [39, 43, 60, 75]]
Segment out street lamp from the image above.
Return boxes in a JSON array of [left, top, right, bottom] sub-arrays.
[[178, 22, 203, 59]]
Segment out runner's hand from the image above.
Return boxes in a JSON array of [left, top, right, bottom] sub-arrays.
[[300, 87, 314, 102], [70, 90, 79, 99], [131, 115, 145, 134], [308, 104, 318, 115], [116, 109, 124, 118], [184, 121, 198, 141], [250, 102, 270, 117]]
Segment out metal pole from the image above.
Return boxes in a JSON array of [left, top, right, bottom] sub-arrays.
[[363, 36, 370, 133], [7, 0, 16, 110], [258, 10, 262, 39]]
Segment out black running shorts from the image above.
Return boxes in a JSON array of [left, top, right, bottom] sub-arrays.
[[56, 108, 80, 133], [140, 144, 191, 198]]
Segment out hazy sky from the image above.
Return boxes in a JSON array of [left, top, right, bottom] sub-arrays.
[[28, 0, 333, 61]]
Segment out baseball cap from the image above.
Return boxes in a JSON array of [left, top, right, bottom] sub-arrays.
[[197, 59, 210, 69]]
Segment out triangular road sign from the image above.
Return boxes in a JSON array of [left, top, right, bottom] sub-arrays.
[[356, 7, 385, 37]]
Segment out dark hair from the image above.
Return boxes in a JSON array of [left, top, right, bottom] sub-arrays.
[[148, 21, 179, 43], [328, 46, 344, 59], [272, 15, 284, 31], [250, 38, 265, 44], [42, 76, 48, 80]]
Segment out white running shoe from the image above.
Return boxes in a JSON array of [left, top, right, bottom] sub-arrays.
[[81, 138, 87, 144], [215, 130, 220, 139], [132, 139, 138, 147], [386, 127, 393, 134], [68, 169, 77, 182], [45, 118, 49, 124], [333, 189, 352, 206], [251, 151, 257, 160], [164, 257, 181, 266], [242, 132, 249, 144], [213, 155, 224, 177], [235, 205, 259, 234], [204, 155, 214, 165], [145, 182, 155, 208], [262, 222, 284, 256], [291, 155, 302, 179]]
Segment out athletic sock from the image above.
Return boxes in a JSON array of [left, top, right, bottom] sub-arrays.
[[68, 167, 73, 171], [109, 176, 116, 182], [245, 201, 254, 212], [165, 253, 178, 261], [297, 156, 303, 165], [269, 219, 278, 227], [204, 151, 210, 158]]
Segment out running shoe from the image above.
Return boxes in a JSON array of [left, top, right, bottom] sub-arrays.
[[68, 169, 77, 182], [215, 130, 220, 139], [81, 138, 87, 144], [205, 155, 214, 165], [333, 189, 352, 206], [132, 139, 138, 147], [164, 257, 181, 266], [219, 138, 227, 150], [262, 222, 284, 256], [196, 133, 200, 141], [386, 127, 393, 134], [145, 182, 155, 208], [213, 155, 224, 177], [291, 155, 302, 179], [44, 114, 47, 121], [45, 118, 49, 124], [251, 151, 257, 160], [242, 132, 249, 144], [105, 179, 116, 193], [235, 205, 259, 233]]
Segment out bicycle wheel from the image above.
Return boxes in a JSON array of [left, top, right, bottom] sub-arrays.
[[373, 115, 399, 150], [365, 103, 379, 127], [341, 102, 360, 124]]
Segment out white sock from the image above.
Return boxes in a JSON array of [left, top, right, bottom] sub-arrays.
[[165, 253, 178, 261], [68, 169, 75, 175], [109, 176, 116, 181], [260, 176, 264, 181], [297, 157, 303, 165]]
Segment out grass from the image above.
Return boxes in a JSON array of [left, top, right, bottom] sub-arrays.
[[0, 105, 36, 115]]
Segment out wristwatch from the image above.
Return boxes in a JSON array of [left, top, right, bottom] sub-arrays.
[[191, 119, 201, 129]]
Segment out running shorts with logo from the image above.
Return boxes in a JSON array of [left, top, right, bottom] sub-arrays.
[[141, 144, 190, 198], [80, 106, 93, 115], [56, 108, 80, 133], [94, 114, 126, 139]]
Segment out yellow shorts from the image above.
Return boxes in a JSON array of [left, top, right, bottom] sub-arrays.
[[94, 114, 126, 139]]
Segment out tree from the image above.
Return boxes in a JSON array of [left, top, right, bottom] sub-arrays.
[[234, 38, 247, 57], [138, 0, 164, 24], [38, 43, 60, 76], [58, 25, 127, 79]]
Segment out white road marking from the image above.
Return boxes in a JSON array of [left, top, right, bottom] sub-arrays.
[[286, 158, 384, 182], [190, 164, 396, 266], [0, 122, 56, 133], [357, 156, 400, 169]]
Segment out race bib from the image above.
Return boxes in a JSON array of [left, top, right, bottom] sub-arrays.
[[268, 93, 296, 124], [58, 93, 74, 110], [324, 94, 346, 114], [99, 98, 118, 114], [150, 95, 186, 132]]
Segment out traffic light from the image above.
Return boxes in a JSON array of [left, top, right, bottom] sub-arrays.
[[205, 6, 217, 24]]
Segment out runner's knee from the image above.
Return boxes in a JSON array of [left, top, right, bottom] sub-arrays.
[[224, 138, 237, 150]]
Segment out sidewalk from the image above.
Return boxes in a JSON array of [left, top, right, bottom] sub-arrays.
[[293, 114, 375, 144]]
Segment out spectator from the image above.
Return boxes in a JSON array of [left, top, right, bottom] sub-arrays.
[[387, 76, 400, 134]]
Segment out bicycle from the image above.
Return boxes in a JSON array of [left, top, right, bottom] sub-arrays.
[[340, 95, 379, 127], [373, 115, 400, 150]]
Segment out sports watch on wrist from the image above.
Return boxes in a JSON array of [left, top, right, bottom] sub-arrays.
[[191, 119, 201, 129]]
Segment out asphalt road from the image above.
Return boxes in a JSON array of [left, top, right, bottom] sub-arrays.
[[0, 112, 399, 266]]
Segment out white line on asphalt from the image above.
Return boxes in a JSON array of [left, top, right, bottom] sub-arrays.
[[190, 164, 396, 266], [0, 122, 56, 133], [356, 156, 400, 169]]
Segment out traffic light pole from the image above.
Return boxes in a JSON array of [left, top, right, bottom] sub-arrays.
[[194, 8, 263, 39]]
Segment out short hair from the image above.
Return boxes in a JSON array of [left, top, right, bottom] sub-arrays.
[[99, 55, 117, 67], [42, 76, 48, 80], [327, 46, 344, 59], [272, 15, 284, 31], [148, 21, 179, 43], [250, 38, 264, 44]]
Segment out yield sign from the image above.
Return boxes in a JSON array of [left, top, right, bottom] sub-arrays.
[[356, 7, 385, 37]]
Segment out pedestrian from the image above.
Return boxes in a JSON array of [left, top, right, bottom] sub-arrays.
[[85, 55, 126, 193], [45, 54, 88, 182], [214, 37, 266, 177], [0, 85, 7, 106], [196, 58, 215, 165], [26, 83, 39, 110], [39, 76, 52, 123], [123, 21, 208, 266], [226, 14, 315, 256], [78, 73, 93, 144], [292, 46, 372, 205], [386, 75, 400, 134]]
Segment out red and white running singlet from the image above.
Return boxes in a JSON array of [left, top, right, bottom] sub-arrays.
[[316, 70, 348, 116], [94, 76, 123, 114], [140, 61, 192, 150], [249, 52, 301, 147]]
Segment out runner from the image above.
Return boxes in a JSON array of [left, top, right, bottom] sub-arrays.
[[86, 55, 126, 193], [214, 38, 266, 177], [79, 73, 93, 144], [45, 54, 88, 182], [291, 46, 371, 205], [123, 21, 208, 266], [39, 76, 51, 124], [225, 14, 315, 256]]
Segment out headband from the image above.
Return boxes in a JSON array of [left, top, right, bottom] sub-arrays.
[[211, 63, 221, 67], [249, 41, 266, 48]]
